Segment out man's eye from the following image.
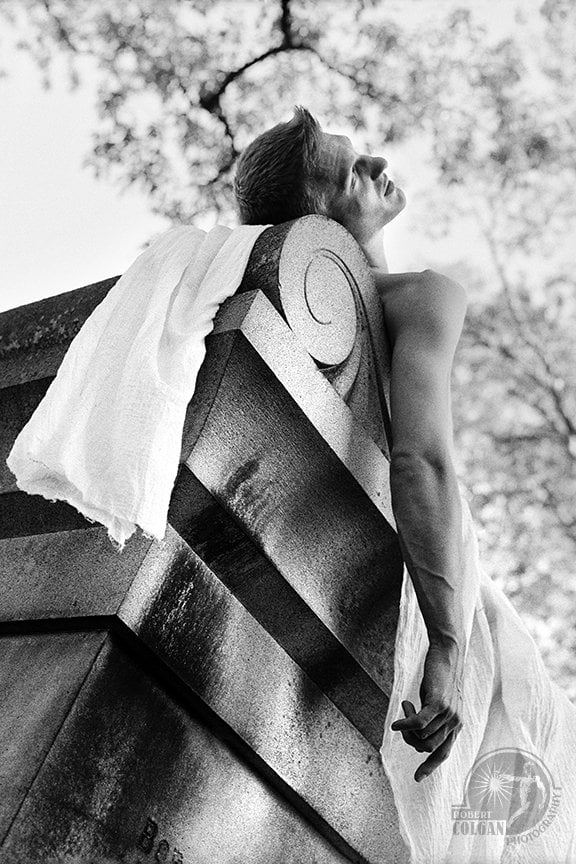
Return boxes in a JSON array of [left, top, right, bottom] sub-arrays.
[[350, 171, 357, 191]]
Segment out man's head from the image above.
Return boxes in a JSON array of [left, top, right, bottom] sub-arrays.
[[234, 107, 324, 225], [234, 107, 406, 245]]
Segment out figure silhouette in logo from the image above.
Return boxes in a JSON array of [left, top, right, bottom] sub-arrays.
[[497, 761, 546, 831]]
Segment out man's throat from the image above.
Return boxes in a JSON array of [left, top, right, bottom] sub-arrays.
[[359, 232, 389, 272]]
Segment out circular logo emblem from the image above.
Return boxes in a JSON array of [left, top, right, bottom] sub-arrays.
[[463, 748, 552, 836]]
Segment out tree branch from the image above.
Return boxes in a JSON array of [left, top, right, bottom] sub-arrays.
[[40, 0, 85, 54], [280, 0, 295, 47], [469, 210, 576, 446], [541, 482, 576, 539]]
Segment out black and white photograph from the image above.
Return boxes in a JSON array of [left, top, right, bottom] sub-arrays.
[[1, 1, 575, 862]]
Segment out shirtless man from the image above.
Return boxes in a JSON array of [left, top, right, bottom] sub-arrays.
[[234, 107, 467, 783]]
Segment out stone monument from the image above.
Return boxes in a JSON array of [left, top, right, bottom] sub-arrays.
[[0, 216, 408, 863]]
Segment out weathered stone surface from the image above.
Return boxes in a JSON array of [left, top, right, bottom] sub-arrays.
[[239, 216, 393, 455], [183, 292, 402, 694], [0, 526, 408, 864], [118, 528, 405, 864], [1, 261, 402, 696], [0, 379, 52, 493], [209, 289, 395, 522], [0, 636, 359, 864], [0, 490, 93, 539], [0, 631, 107, 840], [168, 467, 388, 747], [0, 277, 118, 389], [0, 528, 152, 623]]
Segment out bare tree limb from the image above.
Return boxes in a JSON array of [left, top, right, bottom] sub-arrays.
[[40, 0, 85, 53]]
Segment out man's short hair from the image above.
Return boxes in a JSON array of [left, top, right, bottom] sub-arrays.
[[234, 107, 325, 225]]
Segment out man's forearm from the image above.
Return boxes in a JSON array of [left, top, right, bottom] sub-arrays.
[[390, 452, 465, 658]]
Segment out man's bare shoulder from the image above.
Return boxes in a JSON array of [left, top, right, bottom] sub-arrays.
[[372, 268, 467, 345]]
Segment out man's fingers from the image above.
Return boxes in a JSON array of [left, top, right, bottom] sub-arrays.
[[416, 708, 452, 739], [414, 724, 463, 782], [414, 730, 456, 782], [390, 703, 439, 732], [409, 714, 461, 753], [399, 713, 460, 753], [391, 696, 462, 740], [391, 700, 462, 759], [399, 729, 431, 752], [393, 701, 453, 753]]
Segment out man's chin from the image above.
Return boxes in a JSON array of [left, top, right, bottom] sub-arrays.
[[383, 189, 406, 224], [396, 187, 407, 209]]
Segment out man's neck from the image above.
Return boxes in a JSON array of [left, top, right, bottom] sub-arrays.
[[359, 231, 389, 273]]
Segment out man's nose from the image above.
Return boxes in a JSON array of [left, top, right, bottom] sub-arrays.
[[356, 155, 388, 179]]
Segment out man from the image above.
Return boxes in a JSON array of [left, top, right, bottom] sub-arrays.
[[234, 107, 468, 783]]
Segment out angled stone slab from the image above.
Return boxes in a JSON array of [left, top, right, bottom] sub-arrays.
[[0, 528, 152, 623], [1, 284, 403, 698], [0, 636, 358, 864], [181, 289, 403, 695], [168, 466, 387, 748], [0, 527, 409, 864], [0, 491, 93, 539], [0, 278, 117, 390], [0, 630, 108, 841], [0, 523, 408, 864], [117, 527, 406, 864], [0, 379, 52, 494]]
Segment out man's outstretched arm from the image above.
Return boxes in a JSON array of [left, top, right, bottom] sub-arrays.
[[375, 269, 468, 782]]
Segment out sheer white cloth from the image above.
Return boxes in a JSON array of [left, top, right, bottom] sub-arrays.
[[380, 496, 576, 864], [7, 223, 267, 548]]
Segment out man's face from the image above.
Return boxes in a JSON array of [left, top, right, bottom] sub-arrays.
[[314, 132, 406, 243]]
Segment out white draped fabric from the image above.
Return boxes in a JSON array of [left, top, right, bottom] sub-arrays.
[[381, 497, 576, 864], [7, 223, 267, 548]]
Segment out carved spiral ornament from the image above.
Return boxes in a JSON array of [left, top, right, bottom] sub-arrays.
[[240, 214, 392, 454], [277, 219, 362, 367]]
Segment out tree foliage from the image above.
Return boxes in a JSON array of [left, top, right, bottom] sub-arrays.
[[423, 0, 576, 692], [0, 0, 432, 220], [2, 0, 575, 696]]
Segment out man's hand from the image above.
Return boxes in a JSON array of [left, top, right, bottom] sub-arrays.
[[391, 643, 464, 782]]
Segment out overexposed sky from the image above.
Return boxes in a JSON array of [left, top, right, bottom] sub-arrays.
[[0, 42, 169, 314]]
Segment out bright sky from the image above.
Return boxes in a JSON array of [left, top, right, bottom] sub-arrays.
[[0, 42, 169, 314]]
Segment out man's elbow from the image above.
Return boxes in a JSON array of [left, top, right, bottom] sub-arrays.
[[390, 448, 456, 488], [389, 449, 461, 526]]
